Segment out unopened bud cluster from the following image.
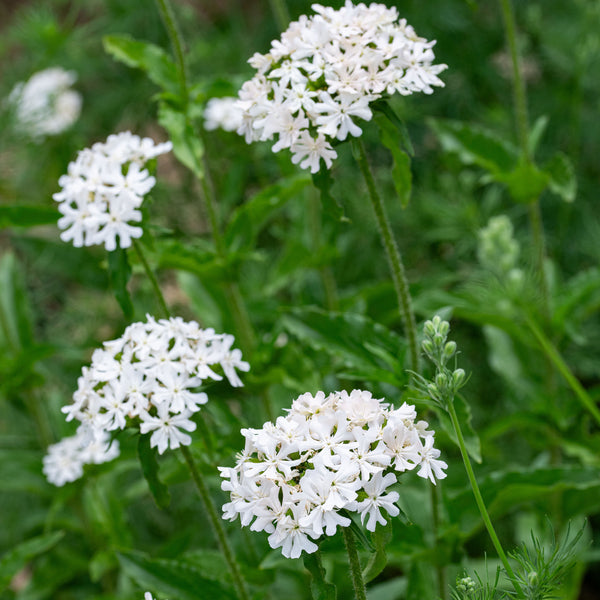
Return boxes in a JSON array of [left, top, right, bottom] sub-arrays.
[[477, 215, 524, 295], [420, 316, 466, 409], [455, 575, 476, 594]]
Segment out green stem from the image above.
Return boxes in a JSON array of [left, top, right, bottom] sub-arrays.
[[354, 139, 419, 372], [132, 240, 170, 319], [308, 188, 339, 312], [528, 201, 551, 319], [268, 0, 290, 31], [180, 446, 251, 600], [342, 527, 367, 600], [154, 0, 188, 106], [447, 400, 525, 599], [525, 315, 600, 427], [430, 484, 448, 600], [154, 0, 257, 355], [498, 0, 530, 162]]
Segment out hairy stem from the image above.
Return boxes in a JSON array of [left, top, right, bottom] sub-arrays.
[[447, 400, 525, 598], [430, 483, 448, 600], [354, 138, 419, 372], [343, 527, 367, 600], [132, 240, 170, 319], [180, 446, 250, 600]]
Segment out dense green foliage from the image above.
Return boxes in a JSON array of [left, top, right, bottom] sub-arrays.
[[0, 1, 599, 599]]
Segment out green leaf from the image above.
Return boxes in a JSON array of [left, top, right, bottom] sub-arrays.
[[375, 114, 412, 208], [0, 205, 60, 228], [137, 435, 171, 509], [225, 174, 311, 252], [495, 159, 549, 203], [281, 307, 408, 387], [553, 267, 600, 334], [528, 115, 549, 157], [0, 530, 64, 591], [107, 247, 133, 319], [544, 151, 577, 203], [303, 552, 337, 600], [446, 466, 600, 539], [428, 118, 519, 175], [372, 100, 414, 156], [117, 550, 236, 600], [311, 168, 348, 223], [103, 34, 179, 95], [363, 521, 393, 583], [158, 103, 204, 178], [0, 252, 34, 351]]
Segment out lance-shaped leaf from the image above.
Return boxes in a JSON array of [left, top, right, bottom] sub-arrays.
[[137, 434, 171, 509], [0, 531, 64, 591], [375, 114, 412, 208], [103, 34, 180, 95], [303, 551, 337, 600], [118, 550, 236, 600], [0, 205, 60, 228], [107, 247, 133, 319], [158, 103, 205, 179], [363, 520, 393, 583]]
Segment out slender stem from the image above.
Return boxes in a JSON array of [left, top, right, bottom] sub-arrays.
[[154, 0, 188, 106], [447, 400, 525, 599], [498, 0, 552, 318], [525, 315, 600, 427], [308, 188, 339, 312], [430, 484, 448, 600], [154, 0, 257, 356], [354, 139, 419, 372], [132, 240, 170, 319], [180, 446, 251, 600], [268, 0, 290, 31], [342, 527, 367, 600], [498, 0, 530, 162]]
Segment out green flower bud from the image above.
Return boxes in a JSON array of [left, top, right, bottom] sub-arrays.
[[443, 340, 457, 359], [433, 333, 445, 348], [422, 339, 434, 355], [438, 319, 450, 337], [528, 571, 538, 585], [424, 320, 436, 338], [427, 382, 439, 398], [435, 372, 448, 390], [452, 368, 466, 388]]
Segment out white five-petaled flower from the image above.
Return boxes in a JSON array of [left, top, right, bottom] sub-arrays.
[[227, 1, 446, 172], [220, 389, 446, 558], [53, 132, 172, 250], [58, 315, 249, 464]]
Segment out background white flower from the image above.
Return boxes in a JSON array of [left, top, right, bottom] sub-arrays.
[[53, 132, 172, 250], [9, 67, 82, 139]]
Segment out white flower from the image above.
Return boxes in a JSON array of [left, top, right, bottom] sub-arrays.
[[233, 2, 447, 171], [59, 315, 248, 456], [204, 97, 244, 132], [43, 427, 119, 487], [220, 389, 446, 558], [9, 67, 82, 139], [53, 132, 172, 250]]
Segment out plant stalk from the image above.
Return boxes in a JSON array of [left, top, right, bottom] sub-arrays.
[[354, 139, 419, 372], [525, 315, 600, 427], [132, 239, 170, 319], [342, 527, 367, 600], [447, 400, 525, 598], [180, 446, 251, 600], [430, 483, 448, 600]]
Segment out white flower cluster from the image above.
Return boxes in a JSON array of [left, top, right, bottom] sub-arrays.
[[43, 426, 119, 487], [236, 1, 446, 173], [220, 389, 447, 558], [204, 97, 244, 132], [9, 67, 82, 138], [61, 315, 249, 456], [53, 131, 172, 251]]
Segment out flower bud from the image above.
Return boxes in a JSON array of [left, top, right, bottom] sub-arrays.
[[426, 382, 439, 398], [452, 368, 466, 388], [443, 341, 457, 359], [528, 571, 538, 585], [438, 319, 450, 337], [435, 372, 448, 390], [422, 339, 434, 355], [433, 333, 445, 348], [424, 320, 436, 338]]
